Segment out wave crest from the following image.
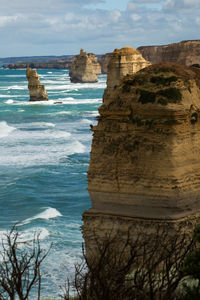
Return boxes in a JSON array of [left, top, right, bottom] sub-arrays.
[[20, 207, 62, 225], [0, 121, 16, 138]]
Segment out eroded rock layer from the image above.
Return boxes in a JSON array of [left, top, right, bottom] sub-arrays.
[[87, 63, 200, 220], [137, 40, 200, 66], [100, 53, 112, 74], [88, 53, 101, 75], [106, 46, 151, 91], [26, 68, 48, 101], [69, 49, 99, 83]]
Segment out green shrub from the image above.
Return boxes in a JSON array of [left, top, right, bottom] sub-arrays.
[[132, 115, 144, 126], [138, 89, 156, 104], [154, 66, 175, 73], [182, 285, 200, 300], [190, 112, 198, 124], [122, 84, 131, 93], [181, 225, 200, 299], [157, 87, 182, 103], [163, 119, 180, 125], [132, 74, 147, 85], [150, 75, 178, 85], [157, 98, 168, 106], [191, 64, 200, 69], [122, 75, 147, 93]]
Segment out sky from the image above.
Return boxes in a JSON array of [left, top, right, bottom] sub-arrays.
[[0, 0, 200, 57]]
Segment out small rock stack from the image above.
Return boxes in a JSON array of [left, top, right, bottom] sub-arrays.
[[69, 49, 100, 83], [26, 68, 48, 101]]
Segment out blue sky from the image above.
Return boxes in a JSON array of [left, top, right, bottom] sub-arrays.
[[0, 0, 199, 57], [88, 0, 129, 10]]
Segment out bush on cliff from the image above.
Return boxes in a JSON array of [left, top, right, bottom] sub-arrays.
[[64, 226, 197, 300], [180, 225, 200, 299]]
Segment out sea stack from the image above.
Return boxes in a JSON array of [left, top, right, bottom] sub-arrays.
[[106, 46, 151, 91], [26, 68, 48, 101], [69, 49, 99, 83], [83, 62, 200, 244]]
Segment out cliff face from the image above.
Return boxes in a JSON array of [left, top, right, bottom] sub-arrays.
[[100, 53, 112, 74], [88, 53, 101, 75], [86, 63, 200, 220], [26, 68, 48, 101], [69, 49, 99, 83], [138, 40, 200, 66], [106, 47, 151, 91]]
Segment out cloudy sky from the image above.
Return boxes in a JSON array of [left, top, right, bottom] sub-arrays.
[[0, 0, 199, 57]]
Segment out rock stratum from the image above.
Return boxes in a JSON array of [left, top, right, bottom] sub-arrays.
[[69, 49, 100, 83], [100, 53, 112, 74], [138, 40, 200, 66], [86, 63, 200, 221], [26, 68, 48, 101], [106, 47, 151, 91], [88, 53, 101, 75]]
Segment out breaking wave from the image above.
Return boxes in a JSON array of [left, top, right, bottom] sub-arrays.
[[0, 121, 16, 138]]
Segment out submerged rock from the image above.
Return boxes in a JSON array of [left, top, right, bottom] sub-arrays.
[[26, 68, 48, 101], [69, 49, 99, 83]]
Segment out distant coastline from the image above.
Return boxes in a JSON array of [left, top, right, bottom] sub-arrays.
[[0, 54, 103, 70]]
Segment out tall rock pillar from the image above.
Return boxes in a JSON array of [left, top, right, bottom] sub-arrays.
[[26, 68, 48, 101], [83, 60, 200, 245]]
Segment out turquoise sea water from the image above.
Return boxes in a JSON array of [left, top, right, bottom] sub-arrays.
[[0, 68, 106, 297]]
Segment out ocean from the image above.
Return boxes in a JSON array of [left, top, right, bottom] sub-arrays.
[[0, 67, 106, 298]]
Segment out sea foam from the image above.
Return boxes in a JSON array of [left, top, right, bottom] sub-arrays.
[[0, 121, 16, 138], [5, 99, 14, 104], [20, 207, 62, 225]]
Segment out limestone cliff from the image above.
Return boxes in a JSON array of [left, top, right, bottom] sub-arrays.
[[86, 63, 200, 220], [106, 47, 151, 91], [69, 49, 99, 83], [137, 40, 200, 66], [26, 68, 48, 101], [100, 53, 112, 74], [88, 53, 101, 75]]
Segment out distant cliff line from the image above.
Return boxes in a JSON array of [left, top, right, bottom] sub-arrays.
[[1, 54, 103, 70], [1, 39, 200, 70]]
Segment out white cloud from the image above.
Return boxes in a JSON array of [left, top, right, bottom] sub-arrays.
[[0, 0, 199, 57], [163, 0, 200, 10], [0, 15, 18, 27], [196, 17, 200, 25], [109, 10, 121, 23], [127, 2, 138, 11], [130, 14, 141, 22]]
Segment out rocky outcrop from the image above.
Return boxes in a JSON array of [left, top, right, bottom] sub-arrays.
[[87, 62, 200, 219], [106, 47, 151, 91], [88, 53, 101, 75], [26, 68, 48, 101], [83, 63, 200, 248], [137, 40, 200, 66], [69, 49, 99, 83], [100, 53, 112, 74]]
